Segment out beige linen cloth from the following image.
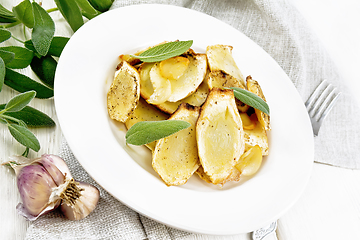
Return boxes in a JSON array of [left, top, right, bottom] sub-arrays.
[[26, 0, 360, 239]]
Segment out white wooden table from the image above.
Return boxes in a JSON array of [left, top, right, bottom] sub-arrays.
[[1, 0, 360, 239]]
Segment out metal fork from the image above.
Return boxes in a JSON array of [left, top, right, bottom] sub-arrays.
[[305, 79, 341, 136], [252, 221, 278, 240]]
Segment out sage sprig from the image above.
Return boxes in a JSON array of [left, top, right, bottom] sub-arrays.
[[228, 87, 270, 115], [0, 104, 55, 128], [126, 120, 191, 146], [0, 91, 50, 153], [130, 40, 193, 62]]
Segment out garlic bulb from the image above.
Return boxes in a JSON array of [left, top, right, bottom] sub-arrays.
[[5, 154, 100, 221]]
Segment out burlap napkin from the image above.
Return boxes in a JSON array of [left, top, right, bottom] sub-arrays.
[[26, 0, 360, 239]]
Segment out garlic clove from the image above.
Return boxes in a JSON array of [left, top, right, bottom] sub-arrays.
[[60, 181, 100, 220], [17, 164, 60, 218], [36, 154, 72, 186], [42, 154, 73, 179]]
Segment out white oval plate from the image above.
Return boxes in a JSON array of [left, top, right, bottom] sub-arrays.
[[54, 4, 314, 235]]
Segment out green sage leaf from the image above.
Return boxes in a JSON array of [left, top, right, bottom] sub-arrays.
[[0, 3, 15, 18], [75, 0, 101, 19], [0, 46, 33, 69], [87, 0, 113, 12], [31, 2, 55, 56], [4, 68, 54, 99], [0, 57, 4, 91], [12, 0, 34, 28], [228, 87, 270, 115], [0, 49, 15, 64], [130, 40, 193, 62], [46, 36, 69, 57], [54, 0, 84, 32], [25, 36, 69, 57], [0, 16, 17, 23], [0, 4, 17, 23], [8, 123, 40, 151], [0, 116, 7, 124], [0, 104, 55, 127], [126, 120, 191, 146], [30, 55, 56, 89], [0, 29, 11, 43], [5, 90, 36, 112]]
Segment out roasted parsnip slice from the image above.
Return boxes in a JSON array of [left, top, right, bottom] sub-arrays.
[[219, 167, 241, 184], [118, 54, 141, 66], [195, 166, 212, 184], [206, 70, 247, 113], [140, 62, 208, 114], [196, 88, 245, 185], [167, 50, 207, 102], [152, 103, 200, 186], [196, 161, 241, 185], [236, 100, 250, 113], [139, 51, 207, 104], [244, 118, 269, 156], [159, 56, 190, 80], [125, 98, 169, 151], [148, 62, 172, 104], [240, 113, 257, 130], [139, 62, 155, 102], [206, 70, 245, 90], [206, 45, 245, 86], [156, 81, 209, 114], [107, 60, 140, 122], [246, 76, 270, 130]]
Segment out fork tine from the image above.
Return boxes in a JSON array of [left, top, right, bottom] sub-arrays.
[[308, 83, 333, 117], [317, 92, 341, 124], [314, 87, 337, 120], [305, 80, 328, 111]]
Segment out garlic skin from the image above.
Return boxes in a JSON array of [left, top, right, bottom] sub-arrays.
[[16, 164, 61, 221], [5, 154, 100, 221]]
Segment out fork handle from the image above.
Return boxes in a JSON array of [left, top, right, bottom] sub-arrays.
[[262, 232, 278, 240]]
